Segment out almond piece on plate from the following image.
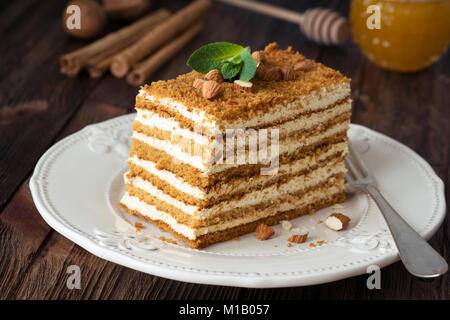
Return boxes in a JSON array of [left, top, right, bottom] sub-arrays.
[[204, 69, 223, 82], [202, 80, 223, 100], [325, 213, 351, 231], [281, 220, 292, 231], [288, 233, 308, 243], [255, 223, 274, 240], [233, 80, 253, 92], [193, 78, 206, 90]]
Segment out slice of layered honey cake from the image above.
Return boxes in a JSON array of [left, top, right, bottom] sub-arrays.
[[120, 42, 351, 248]]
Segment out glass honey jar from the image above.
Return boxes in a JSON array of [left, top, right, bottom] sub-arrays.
[[350, 0, 450, 72]]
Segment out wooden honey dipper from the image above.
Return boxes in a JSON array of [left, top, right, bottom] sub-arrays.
[[217, 0, 350, 45]]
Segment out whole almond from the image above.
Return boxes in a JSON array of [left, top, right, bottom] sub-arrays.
[[193, 78, 206, 91], [202, 80, 223, 100], [205, 69, 223, 82], [256, 65, 282, 81], [266, 66, 282, 81], [62, 0, 106, 39], [252, 51, 266, 63], [281, 65, 296, 80], [294, 60, 314, 72]]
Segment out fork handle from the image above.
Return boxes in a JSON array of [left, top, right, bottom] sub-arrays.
[[365, 185, 448, 278]]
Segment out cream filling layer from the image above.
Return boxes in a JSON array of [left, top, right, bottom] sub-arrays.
[[129, 141, 347, 200], [125, 160, 346, 220], [213, 142, 348, 196], [139, 82, 350, 130], [276, 100, 350, 137], [132, 121, 349, 173], [222, 84, 350, 129], [128, 155, 206, 199], [124, 173, 198, 216], [132, 131, 206, 171], [134, 100, 351, 147], [120, 184, 344, 240], [135, 109, 209, 145], [142, 94, 214, 128]]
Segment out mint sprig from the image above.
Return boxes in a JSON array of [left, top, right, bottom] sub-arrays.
[[221, 62, 241, 79], [239, 48, 257, 81], [187, 42, 257, 81]]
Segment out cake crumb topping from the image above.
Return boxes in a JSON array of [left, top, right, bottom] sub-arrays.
[[135, 222, 143, 232], [159, 236, 178, 245], [142, 42, 349, 121]]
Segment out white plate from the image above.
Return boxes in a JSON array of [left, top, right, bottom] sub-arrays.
[[30, 114, 446, 288]]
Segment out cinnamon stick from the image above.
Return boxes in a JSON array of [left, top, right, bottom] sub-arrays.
[[111, 0, 211, 78], [88, 56, 115, 78], [87, 31, 145, 78], [103, 0, 144, 11], [103, 0, 151, 20], [60, 8, 170, 76], [126, 22, 203, 86]]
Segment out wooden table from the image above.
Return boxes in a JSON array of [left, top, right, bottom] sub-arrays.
[[0, 0, 448, 300]]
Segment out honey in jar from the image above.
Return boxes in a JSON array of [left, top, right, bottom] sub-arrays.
[[350, 0, 450, 72]]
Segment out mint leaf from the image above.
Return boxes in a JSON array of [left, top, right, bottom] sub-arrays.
[[225, 52, 243, 65], [187, 42, 244, 74], [239, 48, 257, 81], [221, 62, 242, 79], [187, 42, 258, 82]]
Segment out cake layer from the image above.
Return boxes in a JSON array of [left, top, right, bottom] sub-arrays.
[[120, 43, 351, 249], [123, 157, 346, 223], [142, 43, 349, 124], [133, 98, 351, 154], [125, 171, 345, 231], [130, 133, 348, 189], [130, 115, 349, 173], [138, 81, 350, 130], [127, 140, 348, 206], [131, 110, 350, 171], [120, 191, 346, 248]]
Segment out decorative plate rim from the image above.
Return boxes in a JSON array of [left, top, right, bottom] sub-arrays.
[[29, 114, 446, 288]]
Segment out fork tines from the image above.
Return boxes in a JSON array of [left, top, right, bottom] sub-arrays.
[[345, 142, 376, 187]]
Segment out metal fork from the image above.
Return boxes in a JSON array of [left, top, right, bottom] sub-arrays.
[[345, 142, 448, 278]]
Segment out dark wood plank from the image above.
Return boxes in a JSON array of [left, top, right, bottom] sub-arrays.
[[0, 0, 103, 211], [0, 76, 132, 299], [0, 0, 38, 36], [0, 178, 52, 299], [409, 53, 449, 299], [325, 0, 448, 298], [0, 0, 448, 300], [5, 0, 329, 300]]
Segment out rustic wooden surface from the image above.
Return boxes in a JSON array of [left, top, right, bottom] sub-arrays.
[[0, 0, 448, 300]]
